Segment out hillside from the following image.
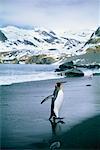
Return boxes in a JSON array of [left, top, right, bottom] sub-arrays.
[[83, 27, 100, 53], [60, 27, 100, 66], [63, 51, 100, 66], [0, 26, 99, 64]]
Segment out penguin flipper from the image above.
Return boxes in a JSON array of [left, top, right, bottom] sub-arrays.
[[41, 94, 53, 104]]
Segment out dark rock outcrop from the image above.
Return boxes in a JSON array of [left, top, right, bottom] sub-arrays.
[[56, 61, 84, 77], [59, 68, 84, 77], [0, 30, 7, 42], [24, 40, 37, 47], [84, 27, 100, 46], [59, 61, 74, 71], [75, 64, 100, 69], [94, 27, 100, 37]]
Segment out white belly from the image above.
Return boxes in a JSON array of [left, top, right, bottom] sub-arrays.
[[54, 89, 63, 118]]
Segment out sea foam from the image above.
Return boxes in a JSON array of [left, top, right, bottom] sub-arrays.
[[0, 72, 63, 85]]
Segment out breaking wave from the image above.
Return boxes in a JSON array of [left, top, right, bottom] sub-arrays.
[[0, 64, 100, 85], [0, 64, 62, 85], [0, 72, 63, 85]]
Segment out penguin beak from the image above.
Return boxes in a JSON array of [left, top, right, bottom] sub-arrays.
[[60, 81, 67, 84]]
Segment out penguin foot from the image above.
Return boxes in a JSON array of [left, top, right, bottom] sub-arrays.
[[57, 120, 65, 124], [55, 117, 64, 120], [49, 116, 56, 122]]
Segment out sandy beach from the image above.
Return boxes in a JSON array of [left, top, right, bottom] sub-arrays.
[[1, 76, 100, 149]]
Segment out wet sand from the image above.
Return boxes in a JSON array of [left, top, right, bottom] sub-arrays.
[[1, 76, 100, 149]]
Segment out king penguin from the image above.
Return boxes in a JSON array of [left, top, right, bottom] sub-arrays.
[[49, 82, 64, 120], [41, 82, 64, 121]]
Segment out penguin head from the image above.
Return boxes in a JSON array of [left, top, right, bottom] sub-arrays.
[[56, 81, 66, 89], [56, 82, 61, 87], [56, 82, 62, 90]]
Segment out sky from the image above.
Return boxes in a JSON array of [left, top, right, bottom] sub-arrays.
[[0, 0, 100, 32]]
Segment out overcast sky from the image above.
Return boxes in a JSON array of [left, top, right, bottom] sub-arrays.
[[0, 0, 99, 32]]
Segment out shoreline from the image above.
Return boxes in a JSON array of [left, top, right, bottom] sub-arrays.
[[0, 63, 100, 86], [1, 76, 100, 149]]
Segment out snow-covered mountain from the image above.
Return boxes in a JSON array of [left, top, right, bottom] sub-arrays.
[[0, 26, 94, 64], [62, 27, 100, 66], [83, 27, 100, 52], [60, 29, 94, 42]]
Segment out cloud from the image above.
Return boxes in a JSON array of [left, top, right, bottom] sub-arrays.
[[0, 0, 99, 31]]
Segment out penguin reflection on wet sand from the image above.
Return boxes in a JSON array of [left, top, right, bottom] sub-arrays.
[[49, 119, 65, 150], [41, 82, 65, 121]]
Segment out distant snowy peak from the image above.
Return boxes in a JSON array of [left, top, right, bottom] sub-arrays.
[[0, 26, 99, 60], [1, 26, 57, 41], [0, 25, 61, 49], [0, 26, 84, 54], [61, 29, 94, 42], [1, 26, 93, 43]]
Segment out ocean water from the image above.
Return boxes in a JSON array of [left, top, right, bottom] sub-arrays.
[[0, 64, 100, 85], [0, 64, 61, 85]]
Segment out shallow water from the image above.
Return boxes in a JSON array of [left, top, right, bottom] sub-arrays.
[[0, 64, 60, 85], [0, 64, 100, 85], [0, 76, 100, 149]]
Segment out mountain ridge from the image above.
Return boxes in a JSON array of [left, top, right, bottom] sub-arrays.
[[0, 26, 99, 64]]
